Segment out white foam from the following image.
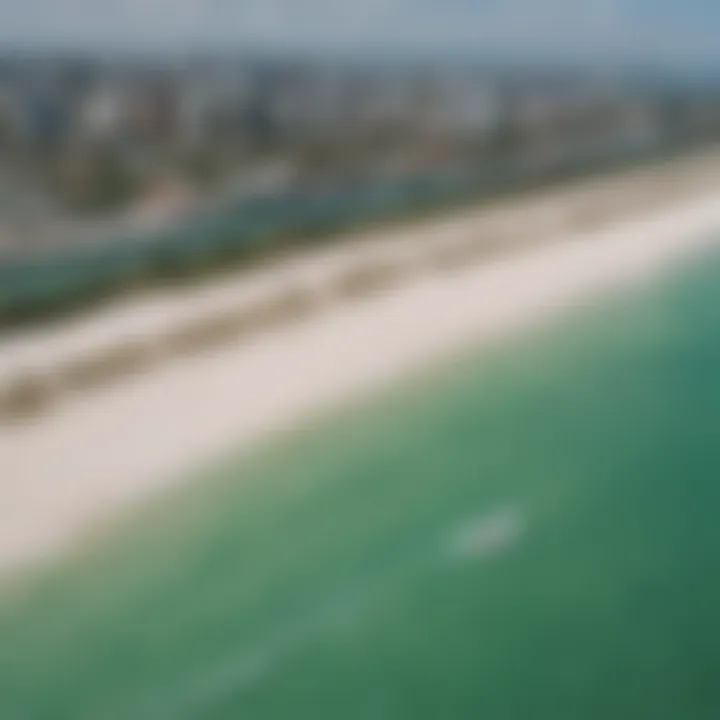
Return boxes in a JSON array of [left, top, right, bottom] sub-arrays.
[[447, 507, 527, 560]]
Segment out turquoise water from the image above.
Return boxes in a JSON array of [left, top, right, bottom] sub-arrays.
[[1, 249, 720, 719]]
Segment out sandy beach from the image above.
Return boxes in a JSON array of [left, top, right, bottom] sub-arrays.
[[2, 162, 720, 579]]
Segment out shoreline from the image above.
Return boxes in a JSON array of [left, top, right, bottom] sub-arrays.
[[2, 148, 719, 423], [2, 181, 720, 579], [0, 138, 709, 328]]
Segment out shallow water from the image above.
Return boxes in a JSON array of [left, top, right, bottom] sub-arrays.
[[1, 248, 720, 719]]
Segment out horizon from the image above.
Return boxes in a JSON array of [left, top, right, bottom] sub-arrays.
[[0, 0, 719, 72]]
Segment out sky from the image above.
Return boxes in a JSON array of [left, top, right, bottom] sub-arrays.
[[0, 0, 719, 68]]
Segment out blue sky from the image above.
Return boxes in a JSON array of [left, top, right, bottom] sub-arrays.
[[1, 0, 719, 67]]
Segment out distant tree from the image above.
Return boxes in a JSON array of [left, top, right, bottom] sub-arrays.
[[487, 117, 523, 160], [62, 148, 139, 212]]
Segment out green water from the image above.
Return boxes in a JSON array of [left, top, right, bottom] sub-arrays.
[[2, 249, 720, 719]]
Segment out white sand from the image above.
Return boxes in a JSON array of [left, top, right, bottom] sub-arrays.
[[1, 184, 720, 579], [1, 148, 717, 390]]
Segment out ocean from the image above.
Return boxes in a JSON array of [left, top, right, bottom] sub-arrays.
[[1, 245, 720, 719]]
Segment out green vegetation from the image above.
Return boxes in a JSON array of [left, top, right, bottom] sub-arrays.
[[0, 137, 706, 330]]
